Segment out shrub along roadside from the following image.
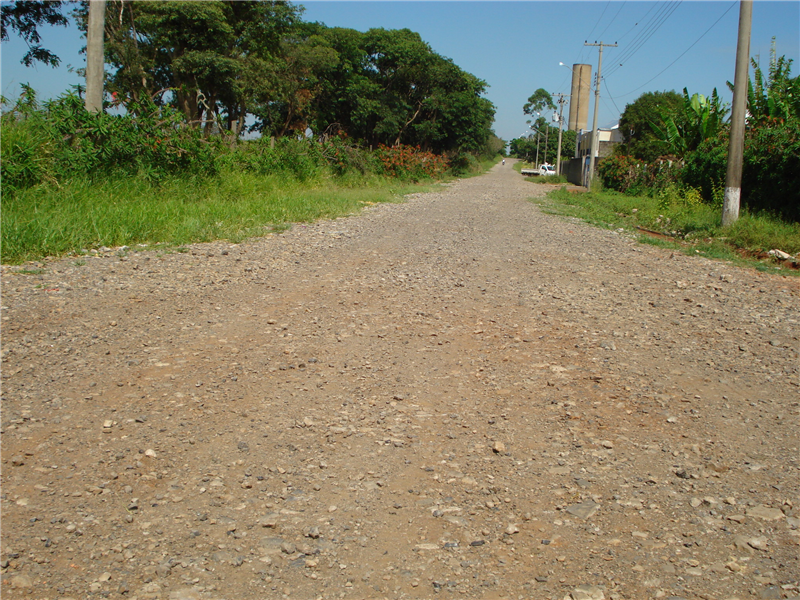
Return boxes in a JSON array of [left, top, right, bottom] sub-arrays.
[[1, 88, 217, 192], [532, 187, 800, 274], [682, 118, 800, 222]]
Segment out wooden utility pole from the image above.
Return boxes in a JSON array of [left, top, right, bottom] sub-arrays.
[[552, 93, 569, 176], [584, 41, 617, 189], [722, 0, 753, 227], [85, 0, 106, 113]]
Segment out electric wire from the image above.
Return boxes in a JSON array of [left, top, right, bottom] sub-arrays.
[[603, 78, 623, 117], [609, 1, 736, 99], [582, 0, 612, 48], [605, 1, 681, 77], [614, 2, 659, 45], [604, 1, 682, 78], [596, 1, 627, 41]]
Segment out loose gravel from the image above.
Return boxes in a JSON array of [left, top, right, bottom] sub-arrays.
[[2, 160, 798, 600]]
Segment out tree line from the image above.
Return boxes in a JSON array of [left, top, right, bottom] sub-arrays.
[[2, 0, 499, 157]]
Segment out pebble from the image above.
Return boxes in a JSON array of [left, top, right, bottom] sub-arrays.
[[571, 584, 605, 600], [747, 505, 785, 521], [565, 502, 599, 520], [10, 574, 33, 588]]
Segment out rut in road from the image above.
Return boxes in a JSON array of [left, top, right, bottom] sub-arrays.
[[1, 161, 798, 600]]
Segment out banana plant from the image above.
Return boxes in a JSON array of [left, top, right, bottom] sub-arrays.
[[732, 41, 799, 124], [651, 87, 728, 158]]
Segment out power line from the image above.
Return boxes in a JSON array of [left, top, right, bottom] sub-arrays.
[[596, 1, 627, 41], [603, 78, 623, 116], [605, 1, 682, 78], [614, 2, 659, 44], [610, 1, 737, 99], [606, 1, 681, 77], [583, 1, 612, 45]]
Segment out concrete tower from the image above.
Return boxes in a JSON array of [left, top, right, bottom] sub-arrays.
[[568, 64, 592, 132]]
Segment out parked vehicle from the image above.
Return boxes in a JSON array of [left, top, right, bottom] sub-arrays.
[[538, 163, 556, 176]]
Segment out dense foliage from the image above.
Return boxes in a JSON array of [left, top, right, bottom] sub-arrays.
[[616, 90, 685, 162], [1, 87, 217, 194], [67, 1, 497, 155], [597, 155, 684, 198], [601, 45, 799, 223], [508, 129, 576, 165], [0, 86, 467, 199], [4, 1, 499, 154], [1, 0, 504, 204], [683, 118, 800, 221]]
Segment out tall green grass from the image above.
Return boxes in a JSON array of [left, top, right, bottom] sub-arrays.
[[1, 169, 422, 264], [535, 187, 800, 272]]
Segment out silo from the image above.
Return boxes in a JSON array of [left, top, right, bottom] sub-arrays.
[[568, 64, 592, 132]]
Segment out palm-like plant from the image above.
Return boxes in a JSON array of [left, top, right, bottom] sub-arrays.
[[733, 41, 799, 124], [651, 88, 728, 158]]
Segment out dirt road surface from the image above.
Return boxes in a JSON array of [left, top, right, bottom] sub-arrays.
[[2, 162, 798, 600]]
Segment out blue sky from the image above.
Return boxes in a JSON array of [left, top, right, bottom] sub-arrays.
[[2, 1, 798, 142]]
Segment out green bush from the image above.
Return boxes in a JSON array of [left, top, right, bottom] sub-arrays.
[[0, 112, 57, 193], [597, 155, 645, 192], [1, 87, 218, 194], [223, 137, 326, 181], [597, 154, 683, 196], [683, 118, 800, 222]]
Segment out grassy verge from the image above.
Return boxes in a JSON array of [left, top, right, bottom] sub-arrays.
[[533, 187, 800, 275], [1, 169, 433, 265]]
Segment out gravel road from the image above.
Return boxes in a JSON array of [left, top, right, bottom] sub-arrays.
[[2, 160, 798, 600]]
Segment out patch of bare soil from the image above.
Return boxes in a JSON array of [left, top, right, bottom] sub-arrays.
[[2, 160, 798, 600]]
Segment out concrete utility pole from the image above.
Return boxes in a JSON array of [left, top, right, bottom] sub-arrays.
[[722, 0, 753, 227], [584, 41, 617, 189], [552, 93, 569, 176], [543, 121, 550, 165], [85, 0, 106, 113]]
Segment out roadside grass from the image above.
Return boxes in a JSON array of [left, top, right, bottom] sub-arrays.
[[534, 187, 800, 275], [1, 169, 428, 265]]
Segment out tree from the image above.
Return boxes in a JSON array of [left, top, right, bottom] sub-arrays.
[[1, 0, 68, 66], [617, 90, 684, 162], [307, 26, 494, 153], [512, 119, 574, 164], [523, 88, 555, 118], [82, 0, 302, 130], [249, 30, 339, 137]]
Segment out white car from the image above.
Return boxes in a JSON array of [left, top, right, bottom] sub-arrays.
[[539, 164, 556, 176]]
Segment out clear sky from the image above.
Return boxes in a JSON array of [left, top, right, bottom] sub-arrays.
[[2, 1, 798, 143]]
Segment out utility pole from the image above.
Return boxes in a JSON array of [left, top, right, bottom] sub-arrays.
[[85, 0, 106, 113], [722, 0, 752, 227], [552, 93, 569, 176], [543, 121, 550, 165], [584, 41, 617, 189]]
